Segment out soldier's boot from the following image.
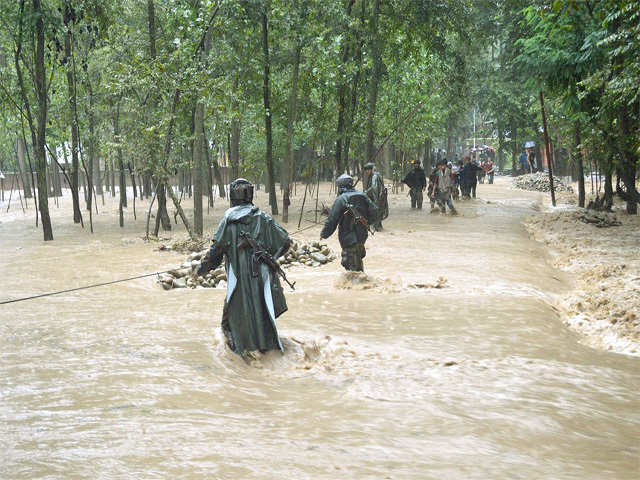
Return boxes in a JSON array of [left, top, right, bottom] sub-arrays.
[[341, 247, 364, 272]]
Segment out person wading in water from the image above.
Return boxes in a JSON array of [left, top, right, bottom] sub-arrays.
[[198, 179, 291, 356], [320, 174, 377, 272], [362, 162, 386, 231], [402, 159, 427, 209]]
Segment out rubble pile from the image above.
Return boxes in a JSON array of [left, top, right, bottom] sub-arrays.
[[577, 210, 621, 228], [513, 172, 574, 193], [158, 239, 336, 290]]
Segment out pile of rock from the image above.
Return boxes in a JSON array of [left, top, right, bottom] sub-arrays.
[[279, 240, 336, 269], [576, 211, 621, 228], [158, 239, 336, 290], [513, 172, 574, 193]]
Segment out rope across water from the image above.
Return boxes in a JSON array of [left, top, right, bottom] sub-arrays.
[[0, 221, 321, 305]]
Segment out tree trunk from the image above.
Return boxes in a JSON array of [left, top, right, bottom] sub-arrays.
[[154, 185, 172, 235], [129, 162, 137, 200], [618, 109, 639, 215], [424, 138, 432, 172], [17, 137, 32, 198], [207, 127, 226, 199], [143, 173, 152, 198], [166, 182, 194, 238], [344, 4, 365, 173], [52, 154, 62, 196], [262, 8, 278, 215], [110, 160, 116, 196], [87, 78, 102, 205], [511, 124, 518, 175], [147, 0, 157, 58], [283, 40, 302, 223], [63, 18, 82, 223], [363, 0, 382, 166], [116, 105, 126, 225], [146, 0, 170, 231], [539, 91, 556, 206], [574, 123, 585, 208], [335, 0, 356, 174], [179, 164, 185, 192], [104, 157, 111, 192], [230, 76, 240, 180], [33, 0, 53, 240], [603, 165, 614, 210], [204, 133, 214, 208], [193, 14, 214, 235], [497, 121, 505, 171]]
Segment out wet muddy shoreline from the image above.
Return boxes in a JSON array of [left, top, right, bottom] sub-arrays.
[[524, 208, 640, 356]]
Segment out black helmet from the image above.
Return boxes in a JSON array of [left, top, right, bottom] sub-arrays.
[[229, 178, 254, 206], [336, 173, 354, 194]]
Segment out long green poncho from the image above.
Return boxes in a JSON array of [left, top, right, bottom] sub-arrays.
[[210, 204, 290, 355]]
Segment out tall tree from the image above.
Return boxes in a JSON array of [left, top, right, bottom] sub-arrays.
[[261, 3, 278, 214], [33, 0, 53, 240], [363, 0, 382, 166], [63, 0, 82, 223], [193, 8, 214, 235]]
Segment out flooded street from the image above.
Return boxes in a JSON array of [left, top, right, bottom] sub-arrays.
[[1, 178, 638, 479]]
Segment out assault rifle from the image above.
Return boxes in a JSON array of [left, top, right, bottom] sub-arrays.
[[344, 203, 375, 235], [238, 231, 296, 291]]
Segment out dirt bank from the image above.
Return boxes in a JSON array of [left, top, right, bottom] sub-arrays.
[[524, 208, 640, 356]]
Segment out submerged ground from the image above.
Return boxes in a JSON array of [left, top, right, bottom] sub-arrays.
[[1, 177, 638, 479]]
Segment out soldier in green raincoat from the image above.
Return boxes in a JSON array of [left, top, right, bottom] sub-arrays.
[[362, 162, 387, 231], [198, 179, 291, 356]]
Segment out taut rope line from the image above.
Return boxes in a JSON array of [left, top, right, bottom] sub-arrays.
[[1, 221, 321, 305]]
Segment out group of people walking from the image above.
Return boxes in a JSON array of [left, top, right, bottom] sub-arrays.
[[197, 155, 491, 358], [402, 156, 488, 215]]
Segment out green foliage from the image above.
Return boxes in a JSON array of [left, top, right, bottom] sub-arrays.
[[0, 0, 637, 222]]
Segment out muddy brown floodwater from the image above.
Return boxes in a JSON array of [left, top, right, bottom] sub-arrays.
[[1, 178, 638, 479]]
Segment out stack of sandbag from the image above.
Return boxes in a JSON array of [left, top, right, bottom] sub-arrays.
[[158, 239, 336, 290]]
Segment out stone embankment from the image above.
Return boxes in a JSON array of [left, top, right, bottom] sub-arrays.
[[158, 239, 336, 290]]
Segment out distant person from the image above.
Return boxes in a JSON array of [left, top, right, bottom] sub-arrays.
[[486, 160, 496, 184], [519, 149, 530, 174], [478, 160, 487, 184], [197, 179, 291, 356], [435, 160, 457, 215], [462, 157, 481, 199], [402, 159, 427, 209], [454, 160, 464, 199], [451, 162, 461, 200], [427, 164, 439, 211], [321, 174, 377, 272], [362, 162, 386, 231]]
